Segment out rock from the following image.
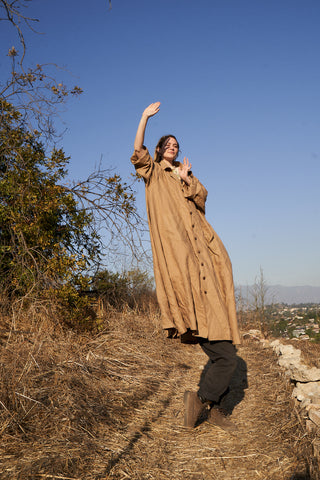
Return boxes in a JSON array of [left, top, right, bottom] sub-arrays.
[[278, 355, 300, 369], [313, 438, 320, 458], [311, 394, 320, 404], [306, 419, 317, 433], [260, 339, 270, 349], [309, 408, 320, 427], [278, 344, 301, 359], [243, 329, 263, 341], [270, 341, 301, 362], [301, 397, 312, 408], [270, 339, 281, 352], [306, 404, 320, 412], [270, 341, 320, 382], [270, 341, 301, 359], [289, 365, 320, 383], [269, 339, 320, 435], [292, 382, 320, 402], [248, 329, 263, 337], [276, 345, 301, 375]]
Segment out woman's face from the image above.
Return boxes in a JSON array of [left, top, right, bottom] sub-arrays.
[[161, 137, 179, 163]]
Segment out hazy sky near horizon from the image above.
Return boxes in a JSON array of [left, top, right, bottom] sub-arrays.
[[1, 0, 319, 287]]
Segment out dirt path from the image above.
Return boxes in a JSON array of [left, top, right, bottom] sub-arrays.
[[96, 339, 310, 480]]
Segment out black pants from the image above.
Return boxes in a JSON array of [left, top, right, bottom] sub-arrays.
[[198, 340, 237, 404]]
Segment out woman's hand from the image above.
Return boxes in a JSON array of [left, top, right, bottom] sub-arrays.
[[142, 102, 161, 118], [179, 157, 192, 185]]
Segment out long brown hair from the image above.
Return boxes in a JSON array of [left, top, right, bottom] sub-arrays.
[[154, 135, 180, 163]]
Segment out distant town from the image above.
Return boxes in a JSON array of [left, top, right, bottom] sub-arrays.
[[261, 303, 320, 341]]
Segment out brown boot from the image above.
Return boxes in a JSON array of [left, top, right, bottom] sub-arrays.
[[207, 407, 238, 432], [184, 391, 208, 428]]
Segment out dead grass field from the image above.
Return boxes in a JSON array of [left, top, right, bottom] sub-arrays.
[[0, 307, 319, 480]]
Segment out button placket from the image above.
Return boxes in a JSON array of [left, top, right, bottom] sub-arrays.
[[190, 209, 207, 297], [199, 255, 207, 295], [202, 267, 207, 294]]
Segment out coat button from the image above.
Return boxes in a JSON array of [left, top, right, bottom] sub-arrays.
[[192, 224, 195, 228], [194, 237, 197, 241], [204, 291, 207, 294], [201, 262, 204, 266], [203, 276, 206, 280]]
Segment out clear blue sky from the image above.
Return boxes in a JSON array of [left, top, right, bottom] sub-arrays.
[[1, 0, 319, 286]]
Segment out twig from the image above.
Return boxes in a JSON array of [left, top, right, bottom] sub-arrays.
[[194, 453, 272, 460], [35, 475, 80, 480], [15, 391, 46, 406]]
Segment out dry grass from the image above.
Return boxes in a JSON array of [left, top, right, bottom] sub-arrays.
[[0, 306, 319, 479]]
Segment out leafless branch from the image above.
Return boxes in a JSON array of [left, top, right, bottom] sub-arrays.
[[67, 166, 150, 264], [0, 0, 40, 66]]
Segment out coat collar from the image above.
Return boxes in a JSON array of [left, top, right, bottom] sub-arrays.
[[159, 159, 181, 171]]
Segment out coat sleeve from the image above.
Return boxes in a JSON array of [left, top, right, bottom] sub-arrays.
[[183, 175, 208, 213], [130, 147, 154, 181]]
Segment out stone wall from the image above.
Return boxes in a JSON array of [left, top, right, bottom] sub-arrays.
[[244, 330, 320, 460]]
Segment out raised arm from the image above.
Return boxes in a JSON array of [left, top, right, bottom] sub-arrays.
[[134, 102, 161, 157]]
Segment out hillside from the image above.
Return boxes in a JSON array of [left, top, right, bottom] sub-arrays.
[[0, 309, 318, 479]]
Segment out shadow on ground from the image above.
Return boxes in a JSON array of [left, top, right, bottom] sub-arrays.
[[95, 373, 180, 479]]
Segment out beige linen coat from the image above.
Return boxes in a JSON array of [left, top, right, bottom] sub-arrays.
[[131, 147, 241, 345]]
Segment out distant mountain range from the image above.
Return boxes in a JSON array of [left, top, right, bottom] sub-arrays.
[[236, 285, 320, 305]]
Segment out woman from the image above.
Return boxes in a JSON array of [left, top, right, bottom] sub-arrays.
[[131, 102, 241, 430]]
